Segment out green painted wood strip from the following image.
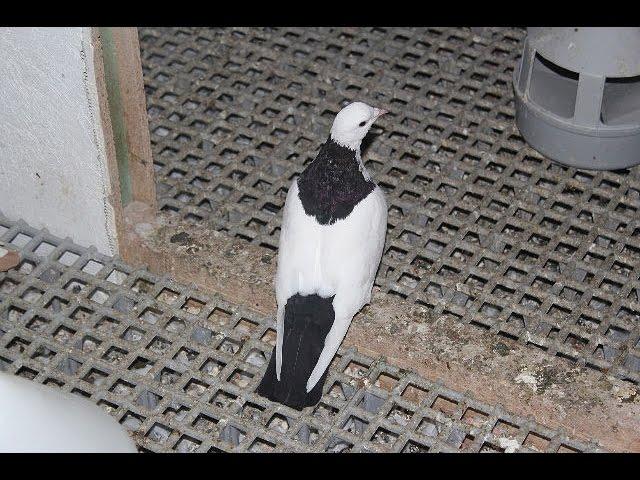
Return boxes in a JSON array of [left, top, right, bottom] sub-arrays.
[[99, 27, 132, 206]]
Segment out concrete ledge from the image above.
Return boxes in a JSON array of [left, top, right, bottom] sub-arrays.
[[122, 201, 640, 452]]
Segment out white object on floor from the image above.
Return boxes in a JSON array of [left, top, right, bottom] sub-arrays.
[[0, 373, 137, 452]]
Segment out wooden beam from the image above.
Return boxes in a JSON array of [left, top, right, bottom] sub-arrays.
[[96, 27, 156, 210], [91, 27, 157, 258]]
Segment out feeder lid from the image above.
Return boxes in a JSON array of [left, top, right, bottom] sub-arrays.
[[527, 27, 640, 78]]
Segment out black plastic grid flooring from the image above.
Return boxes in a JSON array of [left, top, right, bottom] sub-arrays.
[[139, 27, 640, 387], [0, 213, 600, 452]]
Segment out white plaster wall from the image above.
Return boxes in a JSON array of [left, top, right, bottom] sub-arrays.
[[0, 27, 118, 255]]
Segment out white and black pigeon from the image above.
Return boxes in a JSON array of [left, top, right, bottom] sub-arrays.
[[256, 101, 388, 409]]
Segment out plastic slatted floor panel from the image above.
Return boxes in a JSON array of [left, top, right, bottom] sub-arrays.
[[139, 27, 640, 386], [0, 213, 599, 452]]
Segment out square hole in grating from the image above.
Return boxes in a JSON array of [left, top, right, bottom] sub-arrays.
[[328, 381, 355, 402], [240, 401, 265, 421], [57, 250, 80, 266], [371, 427, 400, 449], [564, 333, 589, 351], [227, 369, 253, 388], [208, 307, 233, 327], [523, 432, 550, 452], [218, 337, 242, 355], [43, 377, 64, 388], [296, 424, 320, 445], [557, 443, 581, 453], [417, 416, 444, 437], [106, 268, 128, 285], [82, 368, 109, 386], [21, 287, 43, 303], [191, 325, 213, 345], [31, 345, 56, 364], [174, 435, 202, 453], [112, 295, 138, 313], [10, 233, 32, 248], [136, 390, 163, 409], [387, 404, 414, 426], [146, 335, 172, 354], [461, 407, 490, 428], [210, 390, 238, 410], [199, 357, 226, 377], [57, 356, 82, 375], [165, 316, 186, 333], [71, 388, 91, 398], [110, 379, 136, 396], [184, 378, 210, 397], [52, 325, 76, 344], [120, 411, 145, 431], [97, 399, 119, 414], [95, 315, 120, 333], [102, 346, 128, 365], [267, 414, 290, 434], [64, 279, 87, 294], [139, 306, 163, 325], [219, 424, 246, 447], [261, 328, 277, 346], [156, 366, 180, 385], [34, 241, 56, 257], [3, 305, 26, 322], [402, 439, 430, 453], [128, 356, 155, 375], [156, 287, 180, 305], [131, 278, 154, 294], [122, 326, 146, 343], [248, 438, 276, 453], [7, 337, 30, 353], [342, 415, 369, 436], [192, 412, 218, 433], [82, 260, 104, 275], [492, 419, 520, 439], [312, 402, 339, 422], [89, 287, 110, 305], [26, 315, 51, 332], [69, 306, 93, 322], [459, 434, 477, 451], [233, 318, 259, 334], [374, 372, 399, 392], [343, 360, 369, 379], [17, 259, 37, 274], [174, 346, 199, 365], [480, 441, 505, 453], [181, 297, 205, 315], [326, 436, 353, 453], [358, 391, 386, 414], [0, 355, 13, 372], [38, 266, 62, 283], [0, 278, 18, 294], [244, 348, 267, 367], [146, 422, 173, 443], [16, 366, 39, 380], [431, 395, 459, 416]]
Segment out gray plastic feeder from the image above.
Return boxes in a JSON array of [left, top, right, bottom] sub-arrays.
[[513, 27, 640, 170]]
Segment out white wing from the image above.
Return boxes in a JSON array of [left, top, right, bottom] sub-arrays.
[[273, 179, 387, 389]]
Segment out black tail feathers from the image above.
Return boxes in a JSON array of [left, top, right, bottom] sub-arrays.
[[256, 294, 335, 410]]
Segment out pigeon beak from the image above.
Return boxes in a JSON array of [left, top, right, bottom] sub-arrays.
[[373, 107, 388, 119]]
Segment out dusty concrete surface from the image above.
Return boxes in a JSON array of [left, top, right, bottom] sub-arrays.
[[123, 202, 640, 452]]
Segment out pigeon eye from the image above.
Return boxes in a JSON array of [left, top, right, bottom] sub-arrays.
[[358, 121, 366, 127]]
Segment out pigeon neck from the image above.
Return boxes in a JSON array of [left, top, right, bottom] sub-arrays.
[[297, 137, 375, 225], [330, 130, 362, 152]]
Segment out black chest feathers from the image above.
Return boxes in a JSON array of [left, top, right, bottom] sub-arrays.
[[297, 138, 375, 225]]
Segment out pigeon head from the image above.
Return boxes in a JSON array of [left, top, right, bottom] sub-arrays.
[[330, 101, 387, 151]]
